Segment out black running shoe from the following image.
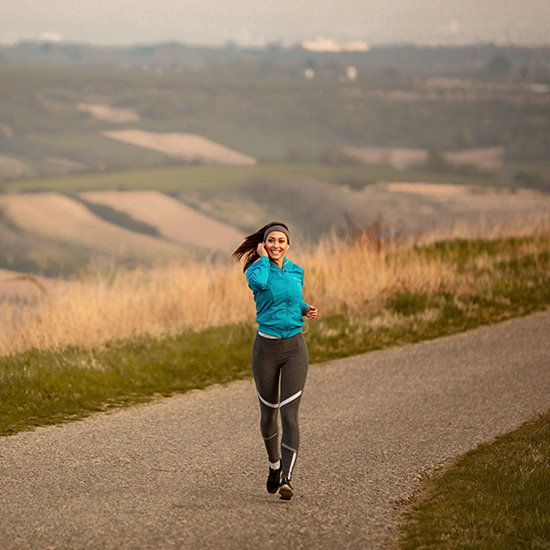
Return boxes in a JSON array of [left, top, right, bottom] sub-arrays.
[[279, 475, 294, 500], [267, 466, 281, 494]]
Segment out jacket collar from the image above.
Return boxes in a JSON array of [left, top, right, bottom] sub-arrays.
[[270, 257, 290, 270]]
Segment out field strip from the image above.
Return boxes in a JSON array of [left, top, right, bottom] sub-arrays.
[[385, 182, 470, 195], [344, 146, 505, 171], [102, 130, 257, 165], [0, 193, 186, 260], [81, 190, 245, 253], [344, 147, 428, 170], [77, 103, 141, 123], [363, 182, 550, 235]]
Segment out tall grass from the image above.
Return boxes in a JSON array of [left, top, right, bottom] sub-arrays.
[[0, 263, 253, 355], [1, 225, 550, 436], [1, 219, 549, 357]]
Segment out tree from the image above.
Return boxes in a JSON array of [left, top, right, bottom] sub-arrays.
[[426, 149, 452, 173], [514, 169, 550, 191], [487, 54, 512, 78]]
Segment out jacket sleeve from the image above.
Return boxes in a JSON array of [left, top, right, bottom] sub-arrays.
[[298, 268, 309, 315], [246, 256, 271, 290]]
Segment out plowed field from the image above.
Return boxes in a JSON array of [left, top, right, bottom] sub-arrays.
[[81, 191, 245, 253], [102, 130, 256, 165], [0, 193, 185, 261]]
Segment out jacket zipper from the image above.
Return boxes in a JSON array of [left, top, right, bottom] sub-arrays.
[[284, 263, 289, 338]]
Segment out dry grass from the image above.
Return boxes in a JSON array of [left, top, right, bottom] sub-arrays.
[[0, 262, 252, 355], [2, 213, 550, 357], [418, 209, 550, 244]]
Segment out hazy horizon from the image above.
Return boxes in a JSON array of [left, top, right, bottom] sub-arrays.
[[2, 0, 550, 48]]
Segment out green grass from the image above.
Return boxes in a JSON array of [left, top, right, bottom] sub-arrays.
[[0, 323, 256, 435], [398, 412, 550, 549], [1, 236, 549, 437], [4, 162, 508, 194]]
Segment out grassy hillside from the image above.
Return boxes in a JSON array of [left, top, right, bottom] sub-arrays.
[[4, 163, 509, 194], [1, 53, 549, 182], [2, 167, 549, 277]]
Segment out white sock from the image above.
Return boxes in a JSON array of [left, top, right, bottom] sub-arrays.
[[269, 460, 281, 470]]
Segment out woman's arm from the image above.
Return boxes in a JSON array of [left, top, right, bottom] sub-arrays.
[[299, 267, 318, 320], [246, 246, 270, 290]]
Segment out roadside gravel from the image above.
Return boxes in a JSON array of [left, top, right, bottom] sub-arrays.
[[1, 311, 549, 549]]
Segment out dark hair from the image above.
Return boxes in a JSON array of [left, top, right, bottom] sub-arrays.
[[232, 221, 290, 272]]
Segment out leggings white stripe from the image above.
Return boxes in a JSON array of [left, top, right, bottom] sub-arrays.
[[282, 443, 297, 477], [279, 390, 302, 408], [281, 442, 296, 453], [289, 453, 297, 476], [257, 392, 278, 409]]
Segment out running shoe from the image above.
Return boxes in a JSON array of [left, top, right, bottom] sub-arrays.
[[267, 466, 281, 494], [279, 475, 294, 500]]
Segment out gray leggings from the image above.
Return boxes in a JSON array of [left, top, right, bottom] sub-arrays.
[[251, 332, 309, 479]]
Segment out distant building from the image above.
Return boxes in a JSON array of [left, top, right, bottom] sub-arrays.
[[301, 38, 370, 53], [346, 66, 357, 81]]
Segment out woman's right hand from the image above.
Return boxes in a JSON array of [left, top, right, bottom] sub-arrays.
[[304, 306, 318, 320], [257, 242, 268, 257]]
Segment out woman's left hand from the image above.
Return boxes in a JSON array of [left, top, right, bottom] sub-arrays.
[[304, 306, 318, 320]]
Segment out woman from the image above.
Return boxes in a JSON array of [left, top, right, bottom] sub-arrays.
[[233, 222, 318, 500]]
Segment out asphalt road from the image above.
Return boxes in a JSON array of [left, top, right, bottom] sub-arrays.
[[1, 311, 549, 549]]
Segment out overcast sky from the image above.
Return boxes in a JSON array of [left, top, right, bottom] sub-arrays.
[[2, 0, 549, 47]]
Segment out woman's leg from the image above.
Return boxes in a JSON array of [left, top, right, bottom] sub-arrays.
[[279, 334, 309, 481], [251, 335, 281, 464]]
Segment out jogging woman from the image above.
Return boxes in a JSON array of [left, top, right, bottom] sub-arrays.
[[233, 222, 318, 500]]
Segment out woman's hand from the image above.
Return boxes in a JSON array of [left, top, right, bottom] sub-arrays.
[[304, 306, 318, 320], [257, 242, 268, 257]]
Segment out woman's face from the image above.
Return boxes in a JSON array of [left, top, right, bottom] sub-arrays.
[[265, 231, 289, 266]]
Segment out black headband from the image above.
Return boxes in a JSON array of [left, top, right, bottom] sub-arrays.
[[264, 225, 290, 243]]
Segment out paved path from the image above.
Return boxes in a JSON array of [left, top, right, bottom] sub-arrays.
[[1, 312, 550, 549]]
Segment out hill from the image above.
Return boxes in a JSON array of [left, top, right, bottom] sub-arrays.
[[80, 190, 245, 253], [0, 42, 549, 183], [180, 177, 550, 241], [0, 193, 189, 274]]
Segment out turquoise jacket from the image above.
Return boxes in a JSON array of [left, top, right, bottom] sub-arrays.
[[246, 256, 309, 338]]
